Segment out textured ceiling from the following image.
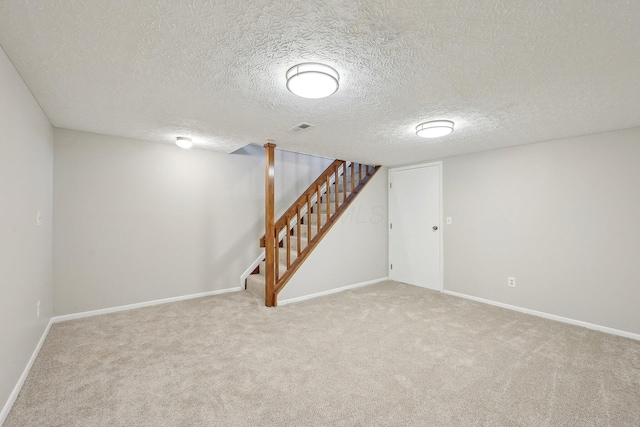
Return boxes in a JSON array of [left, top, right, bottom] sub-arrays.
[[1, 1, 639, 166]]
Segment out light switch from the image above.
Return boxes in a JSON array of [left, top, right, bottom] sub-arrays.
[[37, 211, 42, 226], [446, 217, 452, 225]]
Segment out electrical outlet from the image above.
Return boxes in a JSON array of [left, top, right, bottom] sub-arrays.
[[508, 277, 516, 287], [37, 301, 41, 318]]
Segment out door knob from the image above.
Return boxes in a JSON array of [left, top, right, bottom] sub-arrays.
[[433, 226, 438, 231]]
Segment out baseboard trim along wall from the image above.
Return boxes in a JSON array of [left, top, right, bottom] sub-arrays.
[[1, 319, 53, 426], [1, 287, 242, 423], [443, 290, 640, 341], [53, 287, 242, 323], [279, 277, 389, 306], [1, 280, 387, 422]]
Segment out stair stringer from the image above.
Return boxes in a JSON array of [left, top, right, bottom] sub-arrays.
[[245, 161, 383, 304], [277, 167, 388, 301], [272, 166, 381, 298], [239, 181, 324, 288]]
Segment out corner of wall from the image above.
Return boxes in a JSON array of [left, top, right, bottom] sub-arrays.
[[0, 45, 54, 424]]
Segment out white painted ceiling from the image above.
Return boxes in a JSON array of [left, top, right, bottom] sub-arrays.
[[1, 1, 639, 166]]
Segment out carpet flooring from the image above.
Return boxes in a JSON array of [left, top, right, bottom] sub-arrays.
[[5, 281, 640, 426]]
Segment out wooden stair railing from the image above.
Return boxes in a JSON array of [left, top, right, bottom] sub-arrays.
[[260, 143, 380, 306]]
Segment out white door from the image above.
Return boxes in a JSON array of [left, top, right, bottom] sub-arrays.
[[389, 163, 442, 290]]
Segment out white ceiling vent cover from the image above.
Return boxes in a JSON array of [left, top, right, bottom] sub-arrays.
[[289, 122, 314, 132]]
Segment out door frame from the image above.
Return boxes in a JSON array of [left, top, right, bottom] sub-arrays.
[[388, 161, 444, 291]]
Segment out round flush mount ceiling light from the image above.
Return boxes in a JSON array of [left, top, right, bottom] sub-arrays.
[[286, 63, 340, 99], [176, 137, 193, 149], [416, 120, 455, 138]]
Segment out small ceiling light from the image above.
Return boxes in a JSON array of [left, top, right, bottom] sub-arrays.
[[286, 63, 339, 99], [416, 120, 455, 138], [176, 137, 193, 149]]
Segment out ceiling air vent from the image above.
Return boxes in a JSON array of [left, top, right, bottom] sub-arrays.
[[289, 122, 314, 132]]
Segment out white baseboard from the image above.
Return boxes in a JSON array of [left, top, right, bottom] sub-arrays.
[[1, 278, 386, 422], [442, 290, 640, 341], [53, 287, 241, 323], [0, 318, 53, 426], [1, 287, 242, 424], [279, 277, 389, 306]]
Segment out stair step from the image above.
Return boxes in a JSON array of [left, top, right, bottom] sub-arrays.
[[246, 273, 265, 299], [260, 254, 295, 276], [313, 203, 337, 215], [291, 224, 314, 238], [336, 178, 356, 186], [281, 235, 308, 251], [247, 249, 301, 299], [303, 212, 329, 226], [322, 192, 349, 203], [279, 246, 297, 260], [322, 183, 352, 195]]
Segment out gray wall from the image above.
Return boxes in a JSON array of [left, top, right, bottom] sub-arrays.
[[443, 127, 640, 335], [280, 168, 389, 301], [53, 129, 332, 315], [273, 149, 334, 219], [0, 47, 53, 418]]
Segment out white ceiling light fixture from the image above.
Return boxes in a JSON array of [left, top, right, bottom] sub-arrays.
[[176, 136, 193, 149], [416, 120, 455, 138], [286, 63, 340, 99]]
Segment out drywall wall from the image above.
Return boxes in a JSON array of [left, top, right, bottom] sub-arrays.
[[53, 129, 331, 315], [273, 148, 333, 219], [0, 47, 53, 420], [443, 127, 640, 335], [279, 168, 389, 301]]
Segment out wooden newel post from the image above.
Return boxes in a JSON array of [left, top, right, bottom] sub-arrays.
[[264, 141, 276, 307]]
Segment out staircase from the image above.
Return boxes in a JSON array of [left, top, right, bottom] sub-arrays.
[[246, 153, 380, 306]]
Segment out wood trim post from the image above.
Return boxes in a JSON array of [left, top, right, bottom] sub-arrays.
[[264, 141, 276, 307]]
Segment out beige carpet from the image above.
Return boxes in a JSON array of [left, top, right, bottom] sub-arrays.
[[5, 281, 640, 426]]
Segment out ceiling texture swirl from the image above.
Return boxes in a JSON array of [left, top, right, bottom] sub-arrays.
[[1, 0, 639, 165]]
